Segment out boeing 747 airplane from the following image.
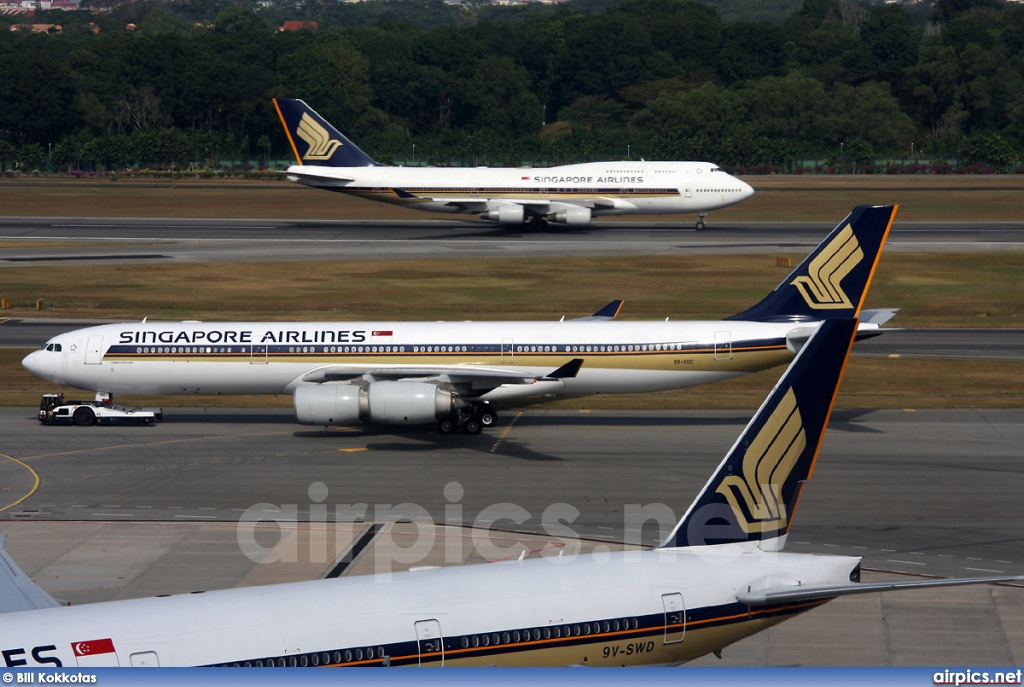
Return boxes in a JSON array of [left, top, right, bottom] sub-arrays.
[[22, 206, 898, 434], [273, 98, 754, 230], [2, 318, 1019, 667]]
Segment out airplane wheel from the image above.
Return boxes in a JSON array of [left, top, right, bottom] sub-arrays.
[[695, 220, 706, 231], [476, 408, 497, 428], [464, 419, 482, 435], [72, 407, 96, 427], [437, 418, 456, 434]]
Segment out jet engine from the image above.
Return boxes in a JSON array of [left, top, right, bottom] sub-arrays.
[[550, 205, 592, 226], [479, 204, 525, 224], [294, 381, 458, 426]]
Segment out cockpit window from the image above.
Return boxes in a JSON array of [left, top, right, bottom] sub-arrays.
[[43, 343, 62, 352], [711, 167, 722, 172]]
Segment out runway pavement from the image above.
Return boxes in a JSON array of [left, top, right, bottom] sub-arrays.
[[2, 405, 1022, 665], [3, 406, 1022, 581], [2, 216, 1023, 265]]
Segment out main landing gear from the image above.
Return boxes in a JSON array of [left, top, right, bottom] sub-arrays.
[[437, 402, 498, 435], [695, 212, 708, 231]]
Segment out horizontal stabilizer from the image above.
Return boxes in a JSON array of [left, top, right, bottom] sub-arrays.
[[573, 300, 624, 321], [737, 574, 1024, 607], [0, 535, 64, 614], [858, 308, 900, 327], [285, 171, 354, 187]]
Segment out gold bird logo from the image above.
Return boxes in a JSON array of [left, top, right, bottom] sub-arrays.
[[715, 388, 805, 535], [296, 113, 342, 160], [791, 224, 863, 309]]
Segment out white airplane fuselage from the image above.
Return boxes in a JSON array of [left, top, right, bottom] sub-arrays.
[[0, 546, 858, 668], [23, 319, 798, 399], [287, 161, 754, 221]]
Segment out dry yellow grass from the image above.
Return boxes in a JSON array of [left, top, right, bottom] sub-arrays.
[[1, 253, 1021, 327], [1, 174, 1023, 222]]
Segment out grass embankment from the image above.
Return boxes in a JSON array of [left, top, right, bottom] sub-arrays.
[[2, 252, 1022, 408], [1, 174, 1023, 222]]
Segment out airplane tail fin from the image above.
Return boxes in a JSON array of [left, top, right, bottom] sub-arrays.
[[726, 205, 896, 323], [273, 98, 380, 168], [659, 317, 858, 550]]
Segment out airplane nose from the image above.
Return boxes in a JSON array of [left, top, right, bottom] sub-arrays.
[[22, 350, 47, 379], [739, 179, 755, 199]]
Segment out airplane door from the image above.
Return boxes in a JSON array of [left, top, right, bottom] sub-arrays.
[[250, 343, 268, 364], [414, 619, 444, 666], [714, 331, 732, 361], [501, 338, 514, 364], [662, 592, 686, 644], [85, 335, 104, 365], [683, 182, 693, 199], [129, 651, 160, 667]]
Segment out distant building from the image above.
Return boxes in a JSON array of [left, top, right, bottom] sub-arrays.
[[10, 22, 62, 31], [279, 20, 317, 31]]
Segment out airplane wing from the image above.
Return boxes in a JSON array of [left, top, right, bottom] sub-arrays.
[[736, 574, 1024, 607], [298, 359, 583, 395], [0, 535, 65, 613]]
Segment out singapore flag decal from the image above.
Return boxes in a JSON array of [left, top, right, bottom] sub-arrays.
[[73, 638, 118, 666]]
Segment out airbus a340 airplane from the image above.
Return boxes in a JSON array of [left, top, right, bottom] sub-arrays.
[[273, 98, 754, 230], [22, 205, 898, 434], [2, 318, 1020, 667]]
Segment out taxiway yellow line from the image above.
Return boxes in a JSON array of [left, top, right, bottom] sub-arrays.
[[0, 453, 41, 513]]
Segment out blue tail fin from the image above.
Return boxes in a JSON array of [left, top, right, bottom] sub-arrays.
[[726, 205, 896, 323], [659, 317, 858, 550], [273, 98, 380, 167]]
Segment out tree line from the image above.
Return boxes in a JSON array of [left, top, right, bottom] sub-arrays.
[[1, 0, 1022, 172]]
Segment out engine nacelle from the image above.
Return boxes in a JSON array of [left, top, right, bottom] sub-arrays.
[[294, 382, 456, 426], [367, 381, 455, 424], [294, 383, 365, 426], [480, 204, 525, 224], [550, 205, 592, 226]]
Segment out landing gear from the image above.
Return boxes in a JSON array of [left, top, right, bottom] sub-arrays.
[[524, 215, 549, 232], [476, 404, 497, 428], [695, 212, 707, 231], [436, 402, 497, 435]]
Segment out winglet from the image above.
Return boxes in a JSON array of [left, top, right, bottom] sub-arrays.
[[572, 300, 624, 321], [726, 205, 896, 323], [659, 318, 858, 550], [0, 534, 65, 613], [544, 358, 584, 380], [272, 98, 380, 168]]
